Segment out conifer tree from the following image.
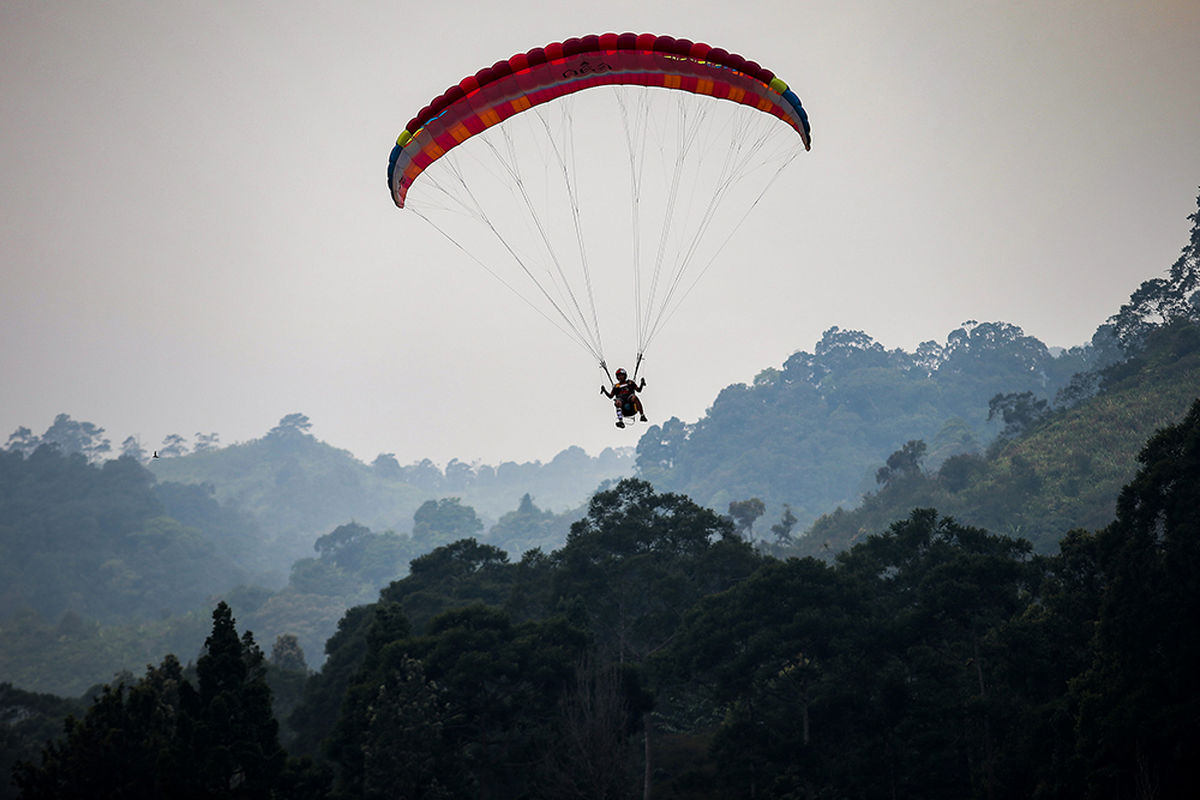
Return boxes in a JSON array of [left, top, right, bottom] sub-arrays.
[[179, 601, 286, 798], [14, 604, 290, 798]]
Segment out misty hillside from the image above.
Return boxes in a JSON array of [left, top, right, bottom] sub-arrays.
[[0, 449, 248, 624], [3, 310, 1188, 696], [18, 399, 1191, 800], [635, 320, 1109, 528], [143, 320, 1119, 576], [4, 186, 1198, 694], [635, 188, 1199, 549], [805, 318, 1200, 554], [147, 414, 634, 570], [3, 191, 1199, 798], [0, 419, 628, 695]]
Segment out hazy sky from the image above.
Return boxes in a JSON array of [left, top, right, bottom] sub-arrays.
[[3, 0, 1198, 467]]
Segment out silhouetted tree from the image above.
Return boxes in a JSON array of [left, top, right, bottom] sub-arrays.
[[1072, 398, 1200, 798], [411, 497, 483, 548], [313, 521, 371, 563], [4, 426, 39, 455], [15, 604, 293, 799], [177, 601, 286, 797], [371, 452, 403, 479], [119, 435, 147, 461], [770, 504, 798, 544], [13, 657, 187, 799], [539, 656, 641, 800], [193, 432, 220, 452], [158, 432, 188, 457], [271, 634, 308, 673], [988, 391, 1051, 439], [39, 414, 111, 462], [727, 498, 766, 539], [1110, 188, 1200, 349], [875, 439, 927, 486], [269, 413, 312, 437]]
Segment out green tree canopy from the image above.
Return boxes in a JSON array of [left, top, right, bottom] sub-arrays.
[[14, 602, 297, 799], [411, 497, 484, 548]]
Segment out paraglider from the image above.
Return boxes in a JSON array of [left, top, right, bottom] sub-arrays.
[[386, 33, 811, 423], [601, 367, 647, 428]]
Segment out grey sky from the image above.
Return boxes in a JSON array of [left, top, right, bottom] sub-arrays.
[[2, 0, 1198, 468]]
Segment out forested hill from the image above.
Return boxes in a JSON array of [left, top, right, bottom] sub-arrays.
[[795, 189, 1200, 555], [639, 187, 1200, 551], [13, 398, 1199, 799], [635, 320, 1108, 528], [146, 416, 633, 566], [806, 318, 1200, 554]]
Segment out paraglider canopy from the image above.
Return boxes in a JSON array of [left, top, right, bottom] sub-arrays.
[[389, 33, 810, 208], [387, 33, 811, 372]]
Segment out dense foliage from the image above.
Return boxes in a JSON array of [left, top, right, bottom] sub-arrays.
[[0, 686, 82, 800], [11, 603, 315, 800], [805, 318, 1200, 554], [636, 320, 1105, 530], [0, 448, 246, 625], [11, 408, 1200, 798], [4, 191, 1199, 799], [147, 417, 633, 566], [0, 472, 582, 696]]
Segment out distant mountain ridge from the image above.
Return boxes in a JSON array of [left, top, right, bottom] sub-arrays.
[[635, 187, 1200, 547], [635, 320, 1111, 531], [3, 188, 1196, 699], [147, 416, 633, 568], [803, 319, 1200, 555]]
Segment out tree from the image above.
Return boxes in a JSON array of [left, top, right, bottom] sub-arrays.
[[937, 452, 987, 493], [119, 435, 147, 461], [326, 602, 591, 800], [940, 320, 1052, 381], [1072, 398, 1200, 798], [287, 557, 359, 598], [406, 538, 509, 584], [829, 510, 1035, 799], [0, 683, 85, 798], [180, 601, 286, 797], [875, 439, 927, 487], [286, 605, 377, 758], [371, 452, 403, 479], [987, 391, 1050, 439], [358, 655, 452, 800], [194, 432, 220, 452], [269, 413, 312, 437], [770, 504, 798, 544], [39, 414, 111, 462], [271, 634, 309, 673], [5, 425, 40, 456], [727, 498, 766, 539], [411, 497, 483, 548], [811, 326, 891, 380], [15, 604, 294, 799], [443, 458, 475, 490], [1110, 188, 1200, 349], [13, 657, 187, 799], [158, 432, 189, 457], [313, 521, 371, 563], [539, 656, 642, 799], [635, 416, 690, 480], [404, 458, 445, 491], [489, 493, 567, 555], [555, 480, 761, 665], [552, 480, 762, 793], [0, 445, 248, 640]]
